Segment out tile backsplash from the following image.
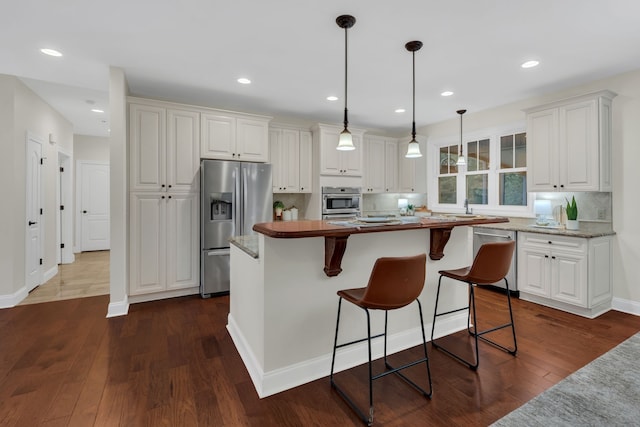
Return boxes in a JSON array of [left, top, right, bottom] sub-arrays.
[[535, 192, 611, 222], [362, 193, 428, 216]]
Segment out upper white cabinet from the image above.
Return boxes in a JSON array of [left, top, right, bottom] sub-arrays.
[[525, 90, 615, 192], [518, 232, 612, 318], [363, 136, 398, 193], [270, 127, 313, 193], [314, 124, 364, 176], [130, 103, 200, 193], [398, 140, 417, 192], [201, 112, 271, 162]]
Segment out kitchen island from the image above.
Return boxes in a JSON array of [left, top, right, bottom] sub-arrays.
[[228, 216, 508, 397]]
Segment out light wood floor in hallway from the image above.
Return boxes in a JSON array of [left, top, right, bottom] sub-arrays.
[[19, 251, 109, 305]]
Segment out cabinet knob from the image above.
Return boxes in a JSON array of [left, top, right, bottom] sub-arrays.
[[553, 185, 557, 188], [545, 255, 549, 258], [232, 153, 236, 157], [560, 184, 564, 188], [161, 184, 165, 188], [551, 256, 556, 259], [168, 185, 172, 188], [161, 196, 165, 199], [548, 241, 552, 244], [82, 210, 87, 214], [168, 195, 172, 199]]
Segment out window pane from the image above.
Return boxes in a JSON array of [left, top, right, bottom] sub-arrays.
[[500, 172, 527, 205], [515, 133, 526, 168], [438, 176, 457, 204], [478, 139, 490, 170], [439, 147, 448, 175], [501, 135, 514, 168], [450, 145, 458, 174], [466, 174, 488, 204], [467, 141, 477, 172]]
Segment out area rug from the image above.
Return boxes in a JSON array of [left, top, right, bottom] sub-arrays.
[[492, 332, 640, 426]]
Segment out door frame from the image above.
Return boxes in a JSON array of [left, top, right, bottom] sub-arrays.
[[25, 132, 44, 292], [75, 160, 110, 252], [57, 147, 74, 264]]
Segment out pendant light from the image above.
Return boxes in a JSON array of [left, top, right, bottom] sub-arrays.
[[336, 15, 356, 151], [456, 109, 467, 166], [405, 41, 423, 158]]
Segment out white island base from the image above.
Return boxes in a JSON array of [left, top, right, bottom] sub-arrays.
[[228, 227, 474, 398]]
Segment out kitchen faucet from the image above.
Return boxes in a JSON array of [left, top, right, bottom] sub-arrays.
[[464, 198, 471, 214]]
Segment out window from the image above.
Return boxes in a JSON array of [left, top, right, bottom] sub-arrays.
[[499, 133, 527, 206], [431, 126, 529, 213]]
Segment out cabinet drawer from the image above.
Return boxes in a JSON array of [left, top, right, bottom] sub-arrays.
[[519, 232, 587, 254]]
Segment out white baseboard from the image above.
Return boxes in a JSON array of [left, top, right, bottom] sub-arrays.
[[0, 286, 29, 308], [43, 265, 58, 283], [612, 297, 640, 316], [106, 297, 130, 317], [227, 312, 468, 398]]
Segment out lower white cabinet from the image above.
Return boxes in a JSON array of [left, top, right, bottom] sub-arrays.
[[129, 192, 199, 295], [518, 232, 612, 318]]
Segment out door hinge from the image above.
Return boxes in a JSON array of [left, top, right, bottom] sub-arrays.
[[40, 208, 43, 215], [60, 243, 65, 249], [60, 205, 64, 211], [60, 166, 64, 173], [39, 258, 43, 265]]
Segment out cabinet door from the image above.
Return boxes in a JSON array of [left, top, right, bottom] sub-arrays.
[[130, 104, 166, 192], [527, 108, 559, 191], [167, 109, 200, 192], [550, 250, 588, 307], [342, 135, 363, 176], [270, 129, 283, 192], [518, 246, 550, 297], [130, 193, 166, 295], [165, 193, 199, 291], [385, 140, 398, 192], [319, 127, 342, 175], [299, 131, 312, 193], [364, 137, 386, 193], [560, 99, 599, 191], [201, 113, 236, 160], [398, 141, 416, 192], [281, 129, 300, 191], [236, 117, 269, 162]]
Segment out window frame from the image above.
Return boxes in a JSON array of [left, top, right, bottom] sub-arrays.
[[428, 122, 535, 217]]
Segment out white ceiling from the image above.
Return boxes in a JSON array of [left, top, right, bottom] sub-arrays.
[[2, 1, 640, 137]]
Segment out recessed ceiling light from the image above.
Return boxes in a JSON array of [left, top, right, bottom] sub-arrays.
[[91, 109, 104, 113], [326, 96, 338, 101], [237, 78, 251, 84], [395, 108, 406, 113], [40, 48, 62, 57], [441, 91, 454, 97], [521, 60, 539, 69]]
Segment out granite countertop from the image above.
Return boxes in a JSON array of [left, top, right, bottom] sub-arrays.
[[230, 235, 259, 258], [473, 217, 615, 238]]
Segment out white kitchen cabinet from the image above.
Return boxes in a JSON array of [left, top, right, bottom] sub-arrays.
[[129, 192, 199, 295], [518, 231, 612, 318], [129, 103, 200, 193], [201, 112, 271, 162], [398, 140, 417, 192], [525, 90, 615, 192], [314, 124, 364, 176], [299, 131, 312, 193], [363, 136, 398, 193], [270, 126, 313, 193]]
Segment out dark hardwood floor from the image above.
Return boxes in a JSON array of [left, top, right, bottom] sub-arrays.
[[1, 288, 639, 426]]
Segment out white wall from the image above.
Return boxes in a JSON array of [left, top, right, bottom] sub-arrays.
[[419, 69, 640, 309], [0, 74, 74, 305], [74, 134, 109, 161]]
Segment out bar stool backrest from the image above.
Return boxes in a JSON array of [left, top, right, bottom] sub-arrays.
[[467, 240, 516, 285], [360, 254, 427, 310]]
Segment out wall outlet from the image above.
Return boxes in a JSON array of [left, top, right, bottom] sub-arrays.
[[597, 208, 606, 220]]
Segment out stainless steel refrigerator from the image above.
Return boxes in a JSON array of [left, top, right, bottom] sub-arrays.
[[200, 160, 272, 297]]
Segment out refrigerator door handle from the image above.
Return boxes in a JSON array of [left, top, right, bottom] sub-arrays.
[[242, 166, 248, 235], [206, 248, 231, 256], [234, 166, 241, 236]]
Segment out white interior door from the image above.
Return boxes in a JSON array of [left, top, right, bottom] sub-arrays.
[[26, 135, 42, 292], [80, 162, 110, 251]]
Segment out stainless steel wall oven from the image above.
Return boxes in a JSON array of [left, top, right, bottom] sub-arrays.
[[321, 186, 361, 219]]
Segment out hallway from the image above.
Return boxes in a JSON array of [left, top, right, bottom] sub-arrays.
[[19, 251, 110, 305]]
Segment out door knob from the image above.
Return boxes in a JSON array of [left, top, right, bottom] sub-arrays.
[[83, 210, 87, 214]]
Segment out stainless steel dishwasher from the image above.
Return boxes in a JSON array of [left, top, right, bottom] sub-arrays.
[[472, 227, 518, 295]]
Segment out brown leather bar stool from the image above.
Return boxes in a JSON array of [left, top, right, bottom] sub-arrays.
[[430, 240, 517, 370], [330, 253, 432, 426]]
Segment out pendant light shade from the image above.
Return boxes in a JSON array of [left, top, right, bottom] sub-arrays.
[[336, 15, 356, 151], [405, 41, 423, 158], [456, 109, 467, 166]]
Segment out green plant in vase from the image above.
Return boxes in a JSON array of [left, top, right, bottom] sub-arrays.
[[565, 196, 578, 230], [273, 200, 284, 220]]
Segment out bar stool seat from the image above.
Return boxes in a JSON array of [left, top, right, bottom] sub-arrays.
[[430, 240, 517, 370], [330, 253, 432, 426]]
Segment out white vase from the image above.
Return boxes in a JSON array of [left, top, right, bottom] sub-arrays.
[[566, 219, 579, 230]]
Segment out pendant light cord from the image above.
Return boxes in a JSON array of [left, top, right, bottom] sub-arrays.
[[411, 49, 416, 140], [343, 25, 349, 130]]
